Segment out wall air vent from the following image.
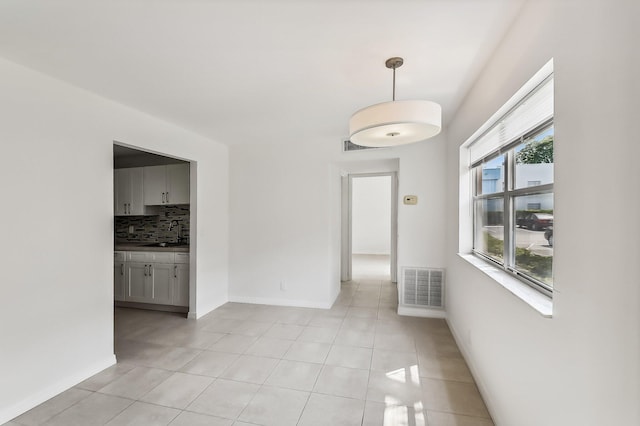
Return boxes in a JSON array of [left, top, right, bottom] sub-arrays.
[[343, 140, 381, 152], [400, 267, 445, 309]]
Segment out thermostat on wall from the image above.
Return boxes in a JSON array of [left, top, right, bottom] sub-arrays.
[[403, 195, 418, 205]]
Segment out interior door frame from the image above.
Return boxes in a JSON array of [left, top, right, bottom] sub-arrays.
[[113, 142, 197, 318], [341, 171, 398, 283]]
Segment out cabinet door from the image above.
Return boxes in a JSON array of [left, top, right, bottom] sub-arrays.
[[114, 262, 126, 301], [173, 264, 189, 307], [150, 263, 173, 305], [128, 167, 145, 215], [127, 263, 152, 302], [114, 169, 130, 215], [166, 164, 190, 204], [143, 166, 166, 205]]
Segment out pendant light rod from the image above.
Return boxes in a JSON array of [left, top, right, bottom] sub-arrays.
[[392, 66, 396, 101], [385, 57, 404, 102]]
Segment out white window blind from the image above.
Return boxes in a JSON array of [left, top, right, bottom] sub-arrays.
[[469, 76, 554, 164]]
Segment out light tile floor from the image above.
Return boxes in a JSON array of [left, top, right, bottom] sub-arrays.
[[6, 255, 493, 426]]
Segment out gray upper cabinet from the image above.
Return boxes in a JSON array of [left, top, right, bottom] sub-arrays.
[[143, 164, 189, 205], [143, 165, 166, 205], [114, 167, 145, 216]]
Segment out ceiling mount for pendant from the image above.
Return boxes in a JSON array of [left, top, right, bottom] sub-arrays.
[[349, 56, 442, 148], [385, 57, 404, 69], [385, 57, 403, 101]]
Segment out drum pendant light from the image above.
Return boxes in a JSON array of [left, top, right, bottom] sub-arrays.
[[349, 57, 442, 147]]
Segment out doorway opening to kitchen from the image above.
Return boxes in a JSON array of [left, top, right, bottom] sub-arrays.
[[113, 143, 195, 322], [342, 172, 397, 282]]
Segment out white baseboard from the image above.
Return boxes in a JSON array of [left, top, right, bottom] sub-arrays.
[[447, 321, 498, 425], [397, 305, 447, 319], [0, 354, 116, 425], [191, 298, 230, 319], [229, 295, 332, 310]]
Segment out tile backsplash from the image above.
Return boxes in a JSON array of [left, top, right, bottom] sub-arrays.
[[115, 205, 190, 244]]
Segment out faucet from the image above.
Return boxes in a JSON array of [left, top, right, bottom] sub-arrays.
[[169, 220, 186, 244]]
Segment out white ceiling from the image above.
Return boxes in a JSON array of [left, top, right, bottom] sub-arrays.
[[0, 0, 525, 146]]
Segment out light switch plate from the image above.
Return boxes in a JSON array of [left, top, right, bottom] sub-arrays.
[[403, 195, 418, 205]]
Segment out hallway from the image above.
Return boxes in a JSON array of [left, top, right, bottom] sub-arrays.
[[351, 254, 391, 281]]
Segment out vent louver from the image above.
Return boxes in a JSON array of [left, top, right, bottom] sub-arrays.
[[400, 267, 445, 308], [343, 140, 381, 152]]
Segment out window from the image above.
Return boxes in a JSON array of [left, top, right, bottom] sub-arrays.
[[468, 73, 554, 295]]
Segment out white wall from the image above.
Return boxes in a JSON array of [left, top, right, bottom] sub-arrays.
[[0, 57, 229, 423], [445, 0, 639, 425], [229, 136, 447, 308], [351, 176, 391, 255]]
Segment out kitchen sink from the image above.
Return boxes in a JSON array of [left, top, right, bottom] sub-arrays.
[[144, 242, 189, 248]]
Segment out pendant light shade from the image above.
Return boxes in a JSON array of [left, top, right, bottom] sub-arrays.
[[349, 100, 442, 147], [349, 57, 442, 147]]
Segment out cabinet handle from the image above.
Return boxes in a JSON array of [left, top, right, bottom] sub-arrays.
[[123, 203, 127, 214], [120, 264, 124, 276], [162, 192, 166, 203], [144, 265, 148, 276], [166, 192, 169, 203], [174, 265, 177, 278]]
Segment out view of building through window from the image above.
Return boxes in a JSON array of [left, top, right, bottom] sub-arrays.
[[473, 125, 554, 291]]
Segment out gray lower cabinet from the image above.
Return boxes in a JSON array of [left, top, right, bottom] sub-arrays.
[[126, 262, 173, 305], [114, 251, 188, 307], [173, 263, 190, 307], [114, 252, 126, 302], [150, 263, 173, 305]]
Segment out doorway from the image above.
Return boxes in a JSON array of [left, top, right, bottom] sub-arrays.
[[113, 143, 195, 317], [342, 172, 398, 282]]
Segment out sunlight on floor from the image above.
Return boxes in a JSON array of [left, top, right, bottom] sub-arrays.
[[383, 402, 426, 426]]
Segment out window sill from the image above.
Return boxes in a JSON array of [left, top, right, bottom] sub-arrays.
[[458, 253, 553, 318]]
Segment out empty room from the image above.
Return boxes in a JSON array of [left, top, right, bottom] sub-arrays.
[[0, 0, 638, 425]]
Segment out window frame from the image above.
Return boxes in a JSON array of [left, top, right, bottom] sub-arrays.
[[472, 119, 554, 297]]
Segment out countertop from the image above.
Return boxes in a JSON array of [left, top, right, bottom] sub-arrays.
[[115, 242, 190, 253]]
